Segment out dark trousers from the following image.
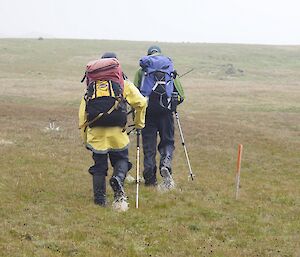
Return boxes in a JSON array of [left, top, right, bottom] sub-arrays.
[[88, 149, 130, 183], [142, 111, 175, 185]]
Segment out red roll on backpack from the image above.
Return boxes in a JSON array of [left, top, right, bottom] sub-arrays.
[[82, 58, 124, 89]]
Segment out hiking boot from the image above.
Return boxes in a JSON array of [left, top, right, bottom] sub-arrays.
[[109, 176, 125, 199], [93, 175, 106, 207], [159, 166, 175, 191], [94, 198, 106, 207], [144, 179, 158, 187], [143, 168, 157, 187], [110, 176, 128, 211]]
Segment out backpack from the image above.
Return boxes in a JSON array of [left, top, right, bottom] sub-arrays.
[[139, 55, 176, 110], [81, 58, 127, 128], [83, 58, 124, 89]]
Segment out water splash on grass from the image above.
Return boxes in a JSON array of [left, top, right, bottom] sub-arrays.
[[112, 197, 129, 212], [0, 139, 14, 145]]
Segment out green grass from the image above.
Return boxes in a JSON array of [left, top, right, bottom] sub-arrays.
[[0, 39, 299, 257]]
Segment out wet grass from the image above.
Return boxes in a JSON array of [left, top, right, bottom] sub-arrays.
[[0, 39, 299, 257]]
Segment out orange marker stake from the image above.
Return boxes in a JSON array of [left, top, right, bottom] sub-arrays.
[[235, 144, 243, 200]]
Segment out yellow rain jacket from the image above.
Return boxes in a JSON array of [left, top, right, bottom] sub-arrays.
[[79, 80, 147, 153]]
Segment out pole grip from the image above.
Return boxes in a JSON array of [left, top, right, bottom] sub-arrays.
[[136, 129, 141, 146]]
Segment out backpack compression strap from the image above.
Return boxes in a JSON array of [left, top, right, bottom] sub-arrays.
[[78, 100, 119, 131]]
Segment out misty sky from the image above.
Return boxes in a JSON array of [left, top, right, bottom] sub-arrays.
[[1, 0, 300, 45]]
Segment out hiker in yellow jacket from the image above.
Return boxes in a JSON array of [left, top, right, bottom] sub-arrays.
[[79, 52, 147, 209]]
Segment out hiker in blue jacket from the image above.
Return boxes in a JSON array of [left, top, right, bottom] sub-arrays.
[[134, 46, 185, 190]]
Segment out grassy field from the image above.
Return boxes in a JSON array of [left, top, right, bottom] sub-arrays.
[[0, 38, 299, 257]]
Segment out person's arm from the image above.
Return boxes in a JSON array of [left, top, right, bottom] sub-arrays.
[[174, 76, 185, 104], [124, 80, 147, 129], [133, 68, 143, 88], [78, 97, 87, 144]]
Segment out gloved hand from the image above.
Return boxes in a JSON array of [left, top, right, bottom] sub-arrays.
[[172, 70, 178, 79], [135, 124, 144, 130], [171, 92, 179, 112], [136, 128, 141, 135]]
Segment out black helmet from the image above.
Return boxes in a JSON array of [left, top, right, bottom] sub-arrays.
[[101, 52, 117, 59], [147, 45, 161, 55]]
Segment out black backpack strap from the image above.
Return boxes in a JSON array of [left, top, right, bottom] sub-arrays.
[[111, 81, 123, 97], [107, 81, 112, 96], [81, 73, 86, 83], [86, 81, 95, 99]]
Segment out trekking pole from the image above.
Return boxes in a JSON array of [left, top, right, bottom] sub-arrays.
[[136, 129, 141, 208], [174, 111, 195, 180], [179, 68, 194, 78]]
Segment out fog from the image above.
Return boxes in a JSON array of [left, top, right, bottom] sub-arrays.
[[1, 0, 300, 45]]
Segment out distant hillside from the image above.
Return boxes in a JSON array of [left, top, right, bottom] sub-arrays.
[[1, 38, 300, 83]]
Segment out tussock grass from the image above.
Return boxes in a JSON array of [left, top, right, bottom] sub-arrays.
[[0, 39, 299, 257]]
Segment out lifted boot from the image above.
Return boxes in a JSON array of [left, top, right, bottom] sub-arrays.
[[109, 176, 125, 198], [109, 176, 128, 212], [159, 167, 175, 192]]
